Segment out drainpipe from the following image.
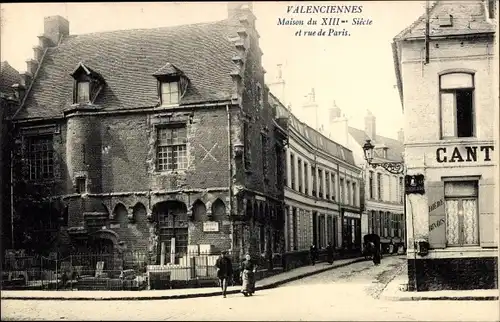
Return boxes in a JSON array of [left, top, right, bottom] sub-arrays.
[[226, 104, 234, 255]]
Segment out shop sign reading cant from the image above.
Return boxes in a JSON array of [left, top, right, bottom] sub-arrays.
[[436, 145, 494, 163]]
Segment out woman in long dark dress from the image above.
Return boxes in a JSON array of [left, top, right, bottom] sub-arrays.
[[240, 254, 256, 296], [372, 241, 381, 265]]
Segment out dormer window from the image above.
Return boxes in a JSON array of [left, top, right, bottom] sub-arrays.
[[160, 81, 179, 105], [153, 62, 189, 107], [70, 62, 105, 105], [77, 81, 90, 103]]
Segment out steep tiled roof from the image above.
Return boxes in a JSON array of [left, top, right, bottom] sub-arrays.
[[394, 0, 495, 41], [270, 93, 356, 166], [17, 20, 241, 120], [348, 126, 404, 162], [0, 61, 20, 97]]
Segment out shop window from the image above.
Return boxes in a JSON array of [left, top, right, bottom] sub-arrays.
[[440, 72, 475, 138], [445, 180, 479, 246]]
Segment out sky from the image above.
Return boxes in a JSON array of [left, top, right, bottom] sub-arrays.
[[0, 1, 427, 140]]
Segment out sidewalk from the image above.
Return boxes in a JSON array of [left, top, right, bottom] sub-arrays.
[[381, 272, 499, 301], [1, 257, 365, 301]]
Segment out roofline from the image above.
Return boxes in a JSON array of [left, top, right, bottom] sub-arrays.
[[11, 47, 49, 120], [393, 0, 440, 41], [391, 41, 404, 111], [12, 99, 234, 122], [401, 31, 495, 41]]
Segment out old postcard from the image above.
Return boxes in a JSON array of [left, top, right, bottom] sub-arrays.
[[0, 1, 498, 321]]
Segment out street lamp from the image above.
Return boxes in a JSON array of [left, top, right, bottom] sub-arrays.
[[362, 139, 406, 175]]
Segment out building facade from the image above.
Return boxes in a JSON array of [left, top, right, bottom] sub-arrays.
[[271, 93, 363, 261], [0, 62, 21, 252], [7, 3, 288, 274], [329, 107, 406, 253], [393, 0, 498, 290]]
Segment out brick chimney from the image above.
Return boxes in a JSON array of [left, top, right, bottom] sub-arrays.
[[43, 15, 69, 47], [397, 128, 404, 143], [228, 2, 254, 22], [267, 64, 286, 104], [329, 101, 342, 120], [327, 101, 349, 147], [364, 110, 376, 141]]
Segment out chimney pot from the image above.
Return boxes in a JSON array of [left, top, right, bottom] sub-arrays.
[[33, 46, 44, 62], [398, 128, 405, 143], [37, 35, 51, 49], [20, 72, 33, 89], [44, 15, 70, 46], [26, 59, 39, 76], [364, 110, 376, 140]]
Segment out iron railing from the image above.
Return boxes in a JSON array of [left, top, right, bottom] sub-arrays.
[[1, 250, 285, 291]]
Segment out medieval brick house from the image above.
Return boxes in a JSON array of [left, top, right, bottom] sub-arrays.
[[8, 3, 287, 269]]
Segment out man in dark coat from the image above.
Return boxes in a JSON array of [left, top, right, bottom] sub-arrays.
[[326, 242, 334, 264], [215, 250, 233, 298], [309, 244, 318, 266]]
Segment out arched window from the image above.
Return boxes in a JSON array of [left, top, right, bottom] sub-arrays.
[[211, 199, 225, 218], [439, 72, 475, 138]]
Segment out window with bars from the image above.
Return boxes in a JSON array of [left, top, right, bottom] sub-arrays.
[[27, 136, 54, 180], [160, 81, 180, 105], [156, 125, 187, 171], [445, 181, 479, 247]]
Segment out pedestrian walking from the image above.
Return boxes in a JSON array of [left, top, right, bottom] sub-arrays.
[[240, 253, 257, 296], [372, 241, 381, 265], [326, 242, 334, 264], [309, 244, 318, 266], [215, 250, 233, 298]]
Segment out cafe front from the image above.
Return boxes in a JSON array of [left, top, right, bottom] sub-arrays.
[[405, 142, 497, 291]]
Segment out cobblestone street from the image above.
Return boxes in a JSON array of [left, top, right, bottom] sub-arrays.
[[2, 256, 498, 321]]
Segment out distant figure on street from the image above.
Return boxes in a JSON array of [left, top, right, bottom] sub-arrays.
[[326, 242, 334, 264], [215, 250, 233, 298], [240, 253, 257, 296], [372, 242, 381, 265], [309, 244, 318, 266]]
